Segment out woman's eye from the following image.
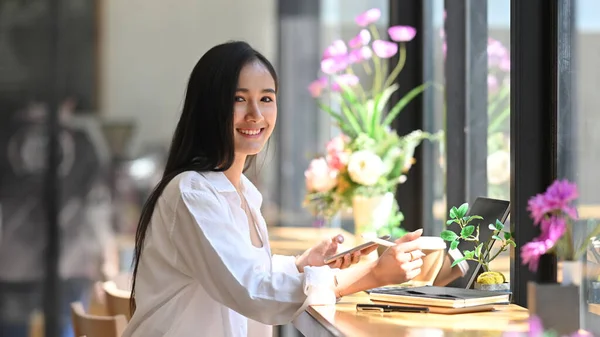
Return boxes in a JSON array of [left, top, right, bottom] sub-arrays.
[[262, 97, 274, 103], [234, 96, 245, 102]]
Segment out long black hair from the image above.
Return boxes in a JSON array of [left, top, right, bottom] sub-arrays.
[[130, 41, 278, 312]]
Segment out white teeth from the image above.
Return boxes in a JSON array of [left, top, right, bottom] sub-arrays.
[[238, 129, 261, 136]]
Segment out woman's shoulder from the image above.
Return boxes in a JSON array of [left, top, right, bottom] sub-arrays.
[[163, 171, 217, 197]]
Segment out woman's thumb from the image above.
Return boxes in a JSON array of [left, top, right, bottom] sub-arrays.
[[394, 228, 423, 244]]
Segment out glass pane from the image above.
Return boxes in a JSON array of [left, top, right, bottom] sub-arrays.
[[487, 0, 511, 282], [559, 0, 600, 333]]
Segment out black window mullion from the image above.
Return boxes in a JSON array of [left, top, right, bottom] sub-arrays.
[[389, 0, 425, 233], [444, 0, 488, 216], [510, 0, 559, 307]]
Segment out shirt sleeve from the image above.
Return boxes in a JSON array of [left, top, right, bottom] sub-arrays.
[[271, 255, 300, 275], [170, 188, 337, 326]]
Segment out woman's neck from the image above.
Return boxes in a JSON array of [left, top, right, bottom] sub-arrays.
[[223, 154, 247, 191]]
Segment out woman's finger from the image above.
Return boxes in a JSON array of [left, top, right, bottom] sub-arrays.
[[350, 251, 361, 264], [360, 244, 378, 255], [401, 257, 424, 272], [405, 267, 422, 281], [340, 254, 352, 269], [327, 258, 343, 269]]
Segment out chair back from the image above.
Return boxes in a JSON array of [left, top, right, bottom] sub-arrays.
[[70, 302, 127, 337], [103, 281, 133, 321]]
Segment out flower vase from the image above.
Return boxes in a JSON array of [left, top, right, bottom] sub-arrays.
[[528, 260, 583, 335], [560, 260, 582, 286], [352, 192, 395, 261]]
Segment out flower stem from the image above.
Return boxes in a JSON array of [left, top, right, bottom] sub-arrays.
[[384, 43, 407, 89], [369, 25, 383, 94]]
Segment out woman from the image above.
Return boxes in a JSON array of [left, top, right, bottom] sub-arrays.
[[123, 41, 425, 337]]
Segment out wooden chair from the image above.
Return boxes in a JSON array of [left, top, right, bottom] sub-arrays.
[[70, 302, 127, 337], [102, 281, 132, 321]]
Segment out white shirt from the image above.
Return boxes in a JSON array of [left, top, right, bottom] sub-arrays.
[[122, 171, 337, 337]]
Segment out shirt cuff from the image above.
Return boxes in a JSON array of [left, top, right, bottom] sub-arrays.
[[271, 254, 301, 275], [447, 248, 469, 276], [302, 266, 337, 306]]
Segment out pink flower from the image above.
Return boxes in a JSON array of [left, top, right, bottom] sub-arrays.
[[355, 8, 381, 27], [372, 40, 398, 58], [500, 56, 511, 71], [322, 40, 348, 60], [308, 77, 328, 98], [348, 46, 372, 64], [305, 158, 338, 193], [331, 74, 359, 92], [521, 217, 566, 271], [488, 75, 498, 93], [527, 194, 551, 225], [326, 135, 350, 170], [348, 29, 371, 48], [520, 240, 549, 272], [326, 134, 349, 153], [488, 38, 509, 68], [321, 56, 349, 74], [388, 26, 417, 42]]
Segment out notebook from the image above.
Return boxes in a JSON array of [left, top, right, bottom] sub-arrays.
[[367, 286, 511, 309]]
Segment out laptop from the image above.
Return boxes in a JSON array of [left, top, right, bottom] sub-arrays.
[[366, 197, 511, 307]]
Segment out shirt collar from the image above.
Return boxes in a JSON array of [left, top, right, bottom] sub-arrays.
[[202, 171, 262, 209]]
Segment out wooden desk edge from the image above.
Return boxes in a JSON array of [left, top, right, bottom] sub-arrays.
[[294, 306, 344, 337], [293, 301, 529, 337]]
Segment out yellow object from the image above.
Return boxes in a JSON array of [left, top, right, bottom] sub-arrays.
[[477, 271, 506, 284]]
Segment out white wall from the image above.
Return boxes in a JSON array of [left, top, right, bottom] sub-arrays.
[[100, 0, 277, 155]]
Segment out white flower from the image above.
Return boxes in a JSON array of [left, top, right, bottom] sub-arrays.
[[487, 150, 511, 185], [305, 157, 338, 192], [347, 150, 384, 186]]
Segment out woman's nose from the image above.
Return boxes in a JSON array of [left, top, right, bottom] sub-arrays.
[[245, 103, 264, 122]]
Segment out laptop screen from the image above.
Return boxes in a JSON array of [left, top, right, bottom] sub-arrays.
[[445, 197, 510, 289]]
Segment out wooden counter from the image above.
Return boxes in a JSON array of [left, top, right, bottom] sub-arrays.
[[293, 292, 529, 337], [268, 226, 355, 256]]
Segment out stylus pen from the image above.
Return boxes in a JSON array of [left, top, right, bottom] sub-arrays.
[[356, 304, 429, 313], [361, 235, 395, 247]]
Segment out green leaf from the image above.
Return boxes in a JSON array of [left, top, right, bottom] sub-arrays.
[[372, 84, 399, 136], [340, 104, 364, 135], [506, 239, 516, 247], [492, 235, 502, 241], [449, 207, 459, 219], [460, 225, 475, 238], [503, 232, 512, 240], [495, 219, 504, 231], [456, 203, 469, 218], [450, 240, 459, 250], [468, 215, 483, 221], [440, 230, 458, 241], [382, 83, 430, 126], [338, 84, 370, 134], [318, 103, 357, 138], [464, 250, 475, 259], [475, 243, 483, 258], [451, 257, 467, 267], [446, 220, 455, 225]]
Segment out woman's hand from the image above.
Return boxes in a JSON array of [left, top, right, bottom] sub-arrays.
[[295, 234, 377, 272], [373, 229, 425, 285]]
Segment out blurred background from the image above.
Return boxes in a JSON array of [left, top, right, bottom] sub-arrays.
[[0, 0, 599, 336]]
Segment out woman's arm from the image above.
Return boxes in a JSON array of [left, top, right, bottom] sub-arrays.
[[169, 188, 336, 326], [333, 231, 425, 297]]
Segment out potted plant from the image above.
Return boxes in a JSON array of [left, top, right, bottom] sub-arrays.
[[440, 203, 515, 292], [520, 179, 600, 334], [302, 7, 439, 243]]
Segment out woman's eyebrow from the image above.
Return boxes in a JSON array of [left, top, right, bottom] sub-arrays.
[[236, 88, 276, 93]]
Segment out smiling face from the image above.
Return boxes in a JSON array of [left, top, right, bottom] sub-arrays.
[[233, 61, 277, 157]]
